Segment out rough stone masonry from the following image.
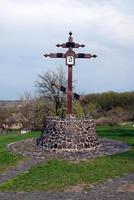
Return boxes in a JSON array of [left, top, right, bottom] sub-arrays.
[[40, 116, 99, 151]]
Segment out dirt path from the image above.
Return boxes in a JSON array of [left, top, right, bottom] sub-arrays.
[[0, 173, 133, 200], [0, 158, 43, 185]]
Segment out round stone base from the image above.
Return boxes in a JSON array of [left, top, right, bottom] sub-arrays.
[[37, 116, 99, 151], [7, 138, 130, 161]]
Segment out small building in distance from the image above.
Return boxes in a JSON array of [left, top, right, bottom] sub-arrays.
[[2, 113, 28, 131]]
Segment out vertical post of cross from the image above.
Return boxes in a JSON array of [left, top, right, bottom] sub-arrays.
[[67, 64, 73, 114]]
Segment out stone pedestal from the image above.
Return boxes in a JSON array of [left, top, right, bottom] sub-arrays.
[[39, 116, 99, 152]]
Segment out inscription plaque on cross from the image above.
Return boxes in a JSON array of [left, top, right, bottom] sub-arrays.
[[44, 32, 97, 114]]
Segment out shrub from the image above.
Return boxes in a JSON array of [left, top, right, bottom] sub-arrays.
[[96, 116, 119, 126]]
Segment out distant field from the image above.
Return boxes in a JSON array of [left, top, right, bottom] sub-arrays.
[[0, 126, 133, 192]]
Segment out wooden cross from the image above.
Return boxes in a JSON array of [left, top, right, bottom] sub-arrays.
[[44, 32, 97, 114]]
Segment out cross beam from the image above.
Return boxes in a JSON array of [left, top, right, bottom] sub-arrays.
[[52, 83, 89, 117], [44, 32, 97, 114]]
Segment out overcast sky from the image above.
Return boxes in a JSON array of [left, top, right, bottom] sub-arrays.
[[0, 0, 134, 100]]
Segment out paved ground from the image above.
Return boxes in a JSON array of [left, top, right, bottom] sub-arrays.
[[0, 173, 134, 200]]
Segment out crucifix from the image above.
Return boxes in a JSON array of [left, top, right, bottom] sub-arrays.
[[44, 32, 97, 114]]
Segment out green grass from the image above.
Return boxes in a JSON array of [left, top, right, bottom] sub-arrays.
[[96, 126, 134, 146], [0, 131, 40, 172], [0, 126, 133, 192]]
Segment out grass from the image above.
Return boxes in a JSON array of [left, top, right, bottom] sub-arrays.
[[0, 126, 133, 191], [0, 131, 40, 172], [96, 126, 134, 146]]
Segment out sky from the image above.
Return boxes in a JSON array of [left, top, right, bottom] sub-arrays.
[[0, 0, 134, 100]]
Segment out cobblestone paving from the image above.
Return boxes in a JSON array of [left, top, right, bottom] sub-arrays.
[[7, 138, 130, 161]]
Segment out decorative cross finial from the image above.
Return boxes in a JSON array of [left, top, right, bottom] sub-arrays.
[[68, 31, 73, 43], [69, 31, 72, 36]]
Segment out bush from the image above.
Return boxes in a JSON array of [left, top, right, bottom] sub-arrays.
[[96, 116, 120, 126]]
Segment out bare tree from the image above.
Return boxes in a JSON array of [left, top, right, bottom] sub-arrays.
[[35, 66, 67, 116]]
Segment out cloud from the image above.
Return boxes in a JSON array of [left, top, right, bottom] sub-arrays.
[[1, 0, 134, 47]]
